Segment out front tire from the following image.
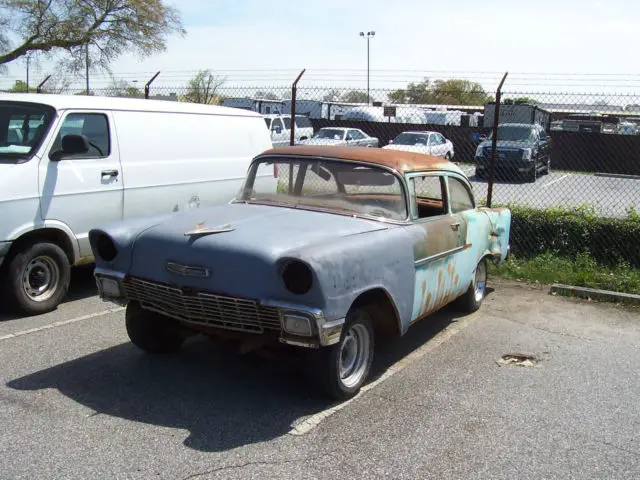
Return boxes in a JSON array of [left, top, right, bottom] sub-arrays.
[[3, 240, 70, 315], [454, 258, 488, 313], [309, 308, 375, 400], [125, 302, 186, 354]]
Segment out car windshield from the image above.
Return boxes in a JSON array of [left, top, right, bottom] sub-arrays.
[[314, 128, 345, 140], [393, 133, 428, 146], [0, 102, 55, 161], [491, 126, 534, 141], [237, 157, 408, 221]]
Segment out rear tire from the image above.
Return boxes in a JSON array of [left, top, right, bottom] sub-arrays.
[[125, 301, 185, 354], [3, 240, 70, 316], [453, 258, 488, 314], [308, 308, 374, 400]]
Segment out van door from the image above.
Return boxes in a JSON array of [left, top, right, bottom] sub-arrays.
[[39, 111, 123, 259]]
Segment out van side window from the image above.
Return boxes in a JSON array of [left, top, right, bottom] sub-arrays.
[[53, 113, 110, 158], [410, 175, 446, 218]]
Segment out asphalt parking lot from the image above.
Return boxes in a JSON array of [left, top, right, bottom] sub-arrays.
[[1, 269, 639, 479], [457, 165, 640, 218]]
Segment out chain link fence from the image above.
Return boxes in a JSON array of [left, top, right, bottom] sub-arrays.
[[35, 83, 640, 267]]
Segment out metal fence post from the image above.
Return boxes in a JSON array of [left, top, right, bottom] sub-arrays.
[[487, 72, 508, 208], [144, 71, 161, 99], [290, 69, 306, 146], [36, 75, 51, 94]]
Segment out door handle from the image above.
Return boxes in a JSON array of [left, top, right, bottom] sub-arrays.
[[450, 222, 460, 231], [101, 169, 119, 178]]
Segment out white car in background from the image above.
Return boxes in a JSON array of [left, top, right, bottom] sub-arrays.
[[383, 131, 455, 159], [300, 127, 379, 147], [264, 114, 313, 146]]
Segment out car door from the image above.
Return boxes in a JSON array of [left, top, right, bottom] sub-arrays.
[[427, 133, 440, 156], [537, 126, 551, 166], [270, 118, 287, 145], [38, 111, 123, 258], [404, 172, 468, 323]]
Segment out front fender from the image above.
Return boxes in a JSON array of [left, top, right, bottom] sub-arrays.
[[290, 226, 416, 333]]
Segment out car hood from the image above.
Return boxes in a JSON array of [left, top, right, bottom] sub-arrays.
[[480, 139, 534, 149], [126, 203, 389, 297], [382, 144, 429, 153]]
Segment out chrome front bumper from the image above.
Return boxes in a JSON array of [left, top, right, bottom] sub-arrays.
[[94, 269, 344, 348]]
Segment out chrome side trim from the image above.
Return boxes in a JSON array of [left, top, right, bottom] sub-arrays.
[[414, 245, 467, 267]]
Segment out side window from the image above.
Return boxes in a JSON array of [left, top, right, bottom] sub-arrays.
[[350, 130, 364, 140], [437, 133, 446, 144], [271, 118, 283, 131], [282, 117, 292, 129], [448, 177, 475, 213], [295, 116, 312, 128], [428, 133, 438, 145], [53, 113, 110, 159], [410, 175, 446, 219]]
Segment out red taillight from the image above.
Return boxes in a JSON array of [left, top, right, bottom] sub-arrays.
[[273, 162, 278, 178]]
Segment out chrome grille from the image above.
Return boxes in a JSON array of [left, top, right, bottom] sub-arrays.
[[123, 277, 281, 333]]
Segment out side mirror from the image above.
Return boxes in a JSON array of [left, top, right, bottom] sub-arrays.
[[479, 134, 488, 141], [346, 136, 353, 141], [50, 134, 89, 161], [388, 139, 394, 144]]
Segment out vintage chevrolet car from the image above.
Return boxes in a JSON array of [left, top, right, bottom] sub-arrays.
[[89, 146, 511, 400]]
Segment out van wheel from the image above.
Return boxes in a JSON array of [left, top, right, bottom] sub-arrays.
[[308, 308, 374, 400], [126, 301, 185, 354], [3, 240, 71, 316]]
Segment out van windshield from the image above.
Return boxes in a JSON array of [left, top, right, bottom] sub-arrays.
[[0, 102, 55, 162]]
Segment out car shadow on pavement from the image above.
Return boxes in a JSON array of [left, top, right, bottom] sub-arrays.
[[6, 298, 488, 453], [0, 264, 98, 320]]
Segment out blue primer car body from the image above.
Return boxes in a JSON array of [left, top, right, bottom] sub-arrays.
[[89, 145, 510, 397]]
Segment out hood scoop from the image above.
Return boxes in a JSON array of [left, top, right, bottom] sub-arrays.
[[184, 222, 234, 237]]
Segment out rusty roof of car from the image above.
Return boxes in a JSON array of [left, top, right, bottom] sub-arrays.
[[259, 145, 464, 175]]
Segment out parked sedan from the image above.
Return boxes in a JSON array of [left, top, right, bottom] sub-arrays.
[[383, 131, 455, 159], [300, 127, 379, 147], [90, 146, 511, 400]]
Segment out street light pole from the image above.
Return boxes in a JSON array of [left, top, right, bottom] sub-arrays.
[[359, 31, 375, 104]]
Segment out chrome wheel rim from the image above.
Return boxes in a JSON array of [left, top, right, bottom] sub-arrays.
[[338, 323, 371, 389], [474, 261, 487, 303], [22, 255, 60, 302]]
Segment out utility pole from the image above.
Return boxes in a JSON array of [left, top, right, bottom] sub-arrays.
[[359, 31, 375, 104], [26, 55, 31, 92], [85, 42, 90, 95]]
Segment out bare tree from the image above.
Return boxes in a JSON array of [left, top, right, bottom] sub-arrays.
[[183, 70, 226, 104], [0, 0, 185, 73]]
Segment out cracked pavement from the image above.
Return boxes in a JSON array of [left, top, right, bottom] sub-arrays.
[[1, 269, 639, 479]]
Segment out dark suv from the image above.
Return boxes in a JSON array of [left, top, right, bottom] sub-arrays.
[[473, 123, 551, 183]]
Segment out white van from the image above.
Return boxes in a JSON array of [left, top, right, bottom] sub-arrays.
[[263, 114, 313, 146], [0, 93, 274, 315]]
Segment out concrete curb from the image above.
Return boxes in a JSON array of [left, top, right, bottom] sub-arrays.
[[550, 283, 640, 305], [594, 173, 640, 180]]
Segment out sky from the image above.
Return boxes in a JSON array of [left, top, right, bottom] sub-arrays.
[[2, 0, 640, 96]]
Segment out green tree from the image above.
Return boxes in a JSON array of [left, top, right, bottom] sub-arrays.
[[0, 0, 185, 72], [323, 89, 342, 102], [254, 90, 279, 100], [504, 97, 538, 104], [341, 90, 369, 103], [183, 69, 225, 104], [388, 78, 489, 105], [108, 75, 143, 97], [7, 80, 35, 92]]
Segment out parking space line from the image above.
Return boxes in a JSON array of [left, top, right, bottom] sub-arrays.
[[0, 307, 125, 342], [288, 312, 478, 436], [541, 174, 569, 189]]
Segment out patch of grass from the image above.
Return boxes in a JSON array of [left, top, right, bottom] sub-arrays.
[[489, 252, 640, 295]]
